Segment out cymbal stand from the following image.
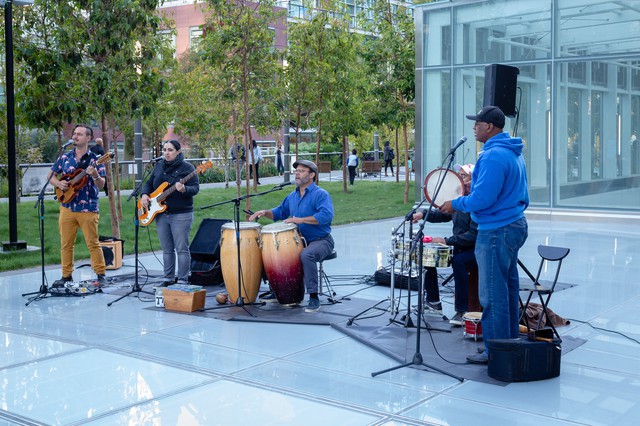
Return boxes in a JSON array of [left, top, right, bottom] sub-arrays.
[[200, 184, 289, 313], [108, 163, 155, 306]]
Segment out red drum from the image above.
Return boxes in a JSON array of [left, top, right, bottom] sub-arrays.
[[463, 312, 483, 341], [423, 168, 464, 208], [260, 223, 305, 306]]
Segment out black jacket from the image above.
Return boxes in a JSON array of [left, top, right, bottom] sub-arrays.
[[141, 159, 200, 214], [422, 208, 477, 252]]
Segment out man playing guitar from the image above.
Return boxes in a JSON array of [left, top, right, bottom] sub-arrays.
[[49, 124, 108, 286]]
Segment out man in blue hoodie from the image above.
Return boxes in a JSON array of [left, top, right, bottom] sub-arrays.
[[440, 106, 529, 365]]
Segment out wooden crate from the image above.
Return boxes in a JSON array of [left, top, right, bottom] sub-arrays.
[[163, 289, 206, 312]]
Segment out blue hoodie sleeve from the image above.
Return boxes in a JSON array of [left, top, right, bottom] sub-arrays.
[[452, 152, 507, 213]]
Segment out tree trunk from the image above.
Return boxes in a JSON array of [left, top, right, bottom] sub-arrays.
[[342, 134, 348, 192], [402, 120, 409, 205], [101, 114, 121, 238]]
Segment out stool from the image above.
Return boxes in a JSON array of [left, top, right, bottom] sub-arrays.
[[318, 250, 338, 302]]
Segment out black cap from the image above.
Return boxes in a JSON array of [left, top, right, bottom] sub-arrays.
[[466, 106, 506, 129], [292, 159, 318, 175]]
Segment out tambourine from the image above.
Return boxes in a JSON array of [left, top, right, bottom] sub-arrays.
[[423, 168, 464, 208]]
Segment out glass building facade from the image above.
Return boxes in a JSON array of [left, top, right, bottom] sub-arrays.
[[415, 0, 640, 213]]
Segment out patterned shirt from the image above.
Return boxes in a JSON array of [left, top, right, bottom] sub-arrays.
[[51, 149, 106, 213]]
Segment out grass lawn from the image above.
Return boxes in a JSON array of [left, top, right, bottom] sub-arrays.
[[0, 180, 415, 272]]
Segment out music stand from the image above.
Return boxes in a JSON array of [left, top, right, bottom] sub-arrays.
[[199, 183, 290, 312], [107, 163, 155, 306]]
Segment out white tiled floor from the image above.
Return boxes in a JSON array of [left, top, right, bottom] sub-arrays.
[[1, 214, 639, 425]]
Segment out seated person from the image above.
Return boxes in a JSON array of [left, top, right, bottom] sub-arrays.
[[413, 164, 478, 325], [249, 160, 334, 312]]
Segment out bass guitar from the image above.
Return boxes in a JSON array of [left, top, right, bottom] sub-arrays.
[[55, 152, 113, 204], [138, 160, 212, 227]]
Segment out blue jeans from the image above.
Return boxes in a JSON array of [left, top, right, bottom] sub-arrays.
[[451, 248, 478, 313], [300, 235, 334, 294], [155, 212, 194, 283], [475, 217, 528, 352]]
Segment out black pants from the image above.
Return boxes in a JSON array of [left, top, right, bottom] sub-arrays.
[[348, 166, 357, 185], [384, 159, 394, 174], [250, 160, 260, 181]]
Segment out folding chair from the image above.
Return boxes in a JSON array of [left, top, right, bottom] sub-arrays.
[[518, 245, 570, 341]]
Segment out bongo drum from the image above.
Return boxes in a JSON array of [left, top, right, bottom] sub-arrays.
[[260, 222, 305, 306], [463, 312, 483, 341], [423, 168, 464, 208], [422, 243, 440, 267], [220, 222, 263, 304], [436, 245, 453, 267]]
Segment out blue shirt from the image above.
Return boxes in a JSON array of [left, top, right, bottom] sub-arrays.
[[452, 132, 529, 230], [271, 182, 334, 242], [51, 149, 106, 213]]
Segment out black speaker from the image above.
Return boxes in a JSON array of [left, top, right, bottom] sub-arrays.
[[483, 64, 519, 117], [189, 219, 230, 285]]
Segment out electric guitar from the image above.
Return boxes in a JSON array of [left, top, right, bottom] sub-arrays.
[[55, 152, 113, 204], [138, 160, 212, 227]]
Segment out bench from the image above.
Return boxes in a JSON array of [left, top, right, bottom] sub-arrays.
[[360, 160, 382, 178], [318, 161, 332, 173]]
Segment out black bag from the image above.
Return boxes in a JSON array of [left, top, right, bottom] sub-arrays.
[[389, 149, 395, 160], [487, 338, 561, 382]]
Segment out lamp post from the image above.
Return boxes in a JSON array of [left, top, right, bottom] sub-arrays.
[[1, 0, 33, 252]]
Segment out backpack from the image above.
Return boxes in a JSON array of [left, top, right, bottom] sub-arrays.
[[389, 149, 395, 160]]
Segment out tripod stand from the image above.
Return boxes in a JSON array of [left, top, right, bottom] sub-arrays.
[[371, 138, 466, 381], [108, 166, 155, 306], [23, 169, 57, 305], [200, 182, 291, 312]]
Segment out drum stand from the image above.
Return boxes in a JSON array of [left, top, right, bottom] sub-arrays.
[[200, 184, 290, 312], [108, 166, 155, 306]]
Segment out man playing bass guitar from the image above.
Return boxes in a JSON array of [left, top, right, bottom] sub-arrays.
[[49, 124, 108, 286]]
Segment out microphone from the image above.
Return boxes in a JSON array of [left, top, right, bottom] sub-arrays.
[[150, 156, 164, 162], [449, 136, 467, 154], [276, 181, 292, 188], [63, 140, 74, 148]]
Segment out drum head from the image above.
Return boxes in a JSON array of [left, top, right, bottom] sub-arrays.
[[423, 168, 464, 208], [221, 221, 261, 231], [262, 222, 297, 234]]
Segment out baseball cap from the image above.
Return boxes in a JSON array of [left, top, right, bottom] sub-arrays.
[[292, 159, 318, 175], [454, 163, 475, 176], [466, 106, 506, 129]]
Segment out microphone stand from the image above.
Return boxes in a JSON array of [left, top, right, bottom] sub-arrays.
[[199, 183, 291, 313], [23, 144, 73, 304], [371, 139, 465, 382], [108, 162, 156, 306]]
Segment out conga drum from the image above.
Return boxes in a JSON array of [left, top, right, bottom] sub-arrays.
[[260, 222, 305, 306], [423, 168, 464, 208], [219, 222, 263, 303]]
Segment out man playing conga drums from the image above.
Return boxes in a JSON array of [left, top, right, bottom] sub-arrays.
[[250, 160, 334, 312]]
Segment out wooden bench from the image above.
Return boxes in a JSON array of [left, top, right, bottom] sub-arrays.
[[318, 161, 332, 173], [360, 160, 382, 178]]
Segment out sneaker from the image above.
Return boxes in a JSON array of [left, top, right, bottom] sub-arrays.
[[60, 275, 73, 282], [259, 291, 278, 303], [96, 274, 109, 287], [424, 300, 442, 313], [304, 298, 321, 313], [449, 312, 465, 326], [466, 351, 488, 365]]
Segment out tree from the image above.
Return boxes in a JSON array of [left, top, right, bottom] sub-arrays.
[[199, 0, 285, 200], [16, 0, 175, 237], [361, 0, 415, 203]]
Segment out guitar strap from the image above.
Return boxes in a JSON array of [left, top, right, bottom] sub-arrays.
[[76, 152, 92, 170]]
